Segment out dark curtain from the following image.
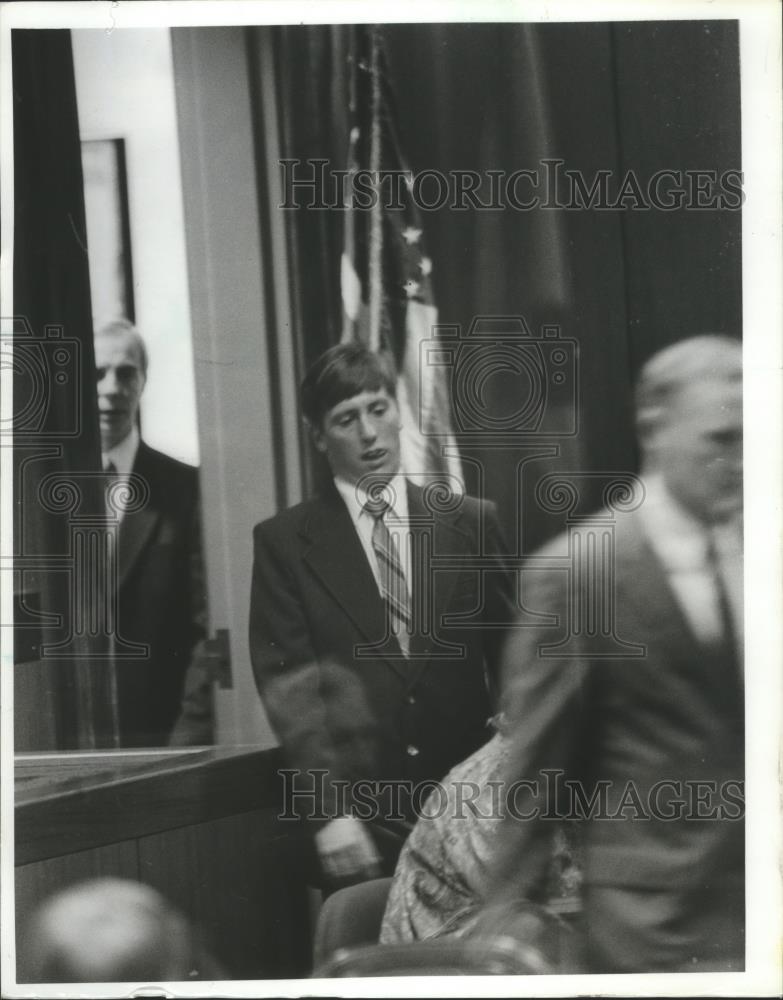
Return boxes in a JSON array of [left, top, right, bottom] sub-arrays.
[[256, 20, 740, 551], [611, 21, 742, 361], [12, 29, 112, 749]]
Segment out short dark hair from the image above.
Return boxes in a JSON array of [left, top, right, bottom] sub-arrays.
[[300, 344, 397, 426]]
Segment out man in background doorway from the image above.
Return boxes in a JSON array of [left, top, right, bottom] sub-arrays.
[[95, 318, 209, 747]]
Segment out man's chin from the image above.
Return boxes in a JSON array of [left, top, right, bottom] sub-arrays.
[[352, 465, 400, 498], [99, 422, 131, 453], [361, 454, 399, 476], [707, 497, 743, 525]]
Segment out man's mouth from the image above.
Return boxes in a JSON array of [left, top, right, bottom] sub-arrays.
[[99, 410, 127, 426], [362, 448, 387, 462]]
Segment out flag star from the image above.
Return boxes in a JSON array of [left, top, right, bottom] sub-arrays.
[[404, 279, 421, 298], [402, 226, 422, 245], [418, 256, 433, 276]]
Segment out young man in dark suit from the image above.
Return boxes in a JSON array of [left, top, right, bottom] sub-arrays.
[[249, 344, 515, 886], [95, 319, 207, 747], [480, 335, 744, 972]]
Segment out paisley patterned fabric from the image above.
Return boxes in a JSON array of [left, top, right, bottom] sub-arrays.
[[380, 732, 582, 943]]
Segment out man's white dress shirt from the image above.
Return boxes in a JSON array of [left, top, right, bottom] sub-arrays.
[[639, 473, 743, 657], [334, 472, 412, 602], [102, 425, 139, 522]]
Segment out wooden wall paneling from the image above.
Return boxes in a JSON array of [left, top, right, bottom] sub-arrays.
[[14, 661, 60, 752], [137, 809, 311, 979], [14, 840, 139, 983], [15, 747, 283, 866], [170, 26, 280, 748]]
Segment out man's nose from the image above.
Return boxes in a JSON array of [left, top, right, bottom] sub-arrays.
[[97, 369, 118, 394], [358, 413, 377, 441]]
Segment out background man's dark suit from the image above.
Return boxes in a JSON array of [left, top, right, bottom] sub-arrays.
[[115, 441, 206, 746], [487, 507, 744, 972], [249, 479, 515, 853]]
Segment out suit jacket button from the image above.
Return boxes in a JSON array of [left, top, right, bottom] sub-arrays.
[[406, 744, 419, 757], [406, 695, 416, 705]]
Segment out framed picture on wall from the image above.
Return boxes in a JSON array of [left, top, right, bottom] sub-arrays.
[[80, 137, 135, 322]]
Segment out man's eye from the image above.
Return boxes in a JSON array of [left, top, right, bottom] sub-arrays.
[[371, 403, 388, 416], [337, 415, 354, 427], [116, 366, 137, 381], [711, 430, 742, 446], [96, 368, 107, 381]]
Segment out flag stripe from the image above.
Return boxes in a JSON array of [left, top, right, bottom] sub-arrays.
[[340, 25, 463, 491]]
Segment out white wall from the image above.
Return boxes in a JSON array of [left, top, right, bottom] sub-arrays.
[[72, 28, 199, 466], [171, 26, 280, 747]]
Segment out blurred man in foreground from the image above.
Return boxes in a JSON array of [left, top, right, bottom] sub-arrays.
[[479, 335, 744, 972]]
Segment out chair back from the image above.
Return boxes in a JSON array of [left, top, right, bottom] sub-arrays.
[[314, 935, 551, 977], [312, 877, 393, 970]]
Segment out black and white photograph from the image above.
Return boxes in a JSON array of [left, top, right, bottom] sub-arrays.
[[0, 0, 780, 995]]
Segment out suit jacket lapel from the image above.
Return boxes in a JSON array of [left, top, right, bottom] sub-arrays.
[[616, 515, 743, 723], [118, 444, 160, 587], [406, 483, 471, 683], [616, 513, 710, 678], [302, 487, 409, 679]]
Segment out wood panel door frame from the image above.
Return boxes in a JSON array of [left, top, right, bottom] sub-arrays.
[[171, 26, 302, 747]]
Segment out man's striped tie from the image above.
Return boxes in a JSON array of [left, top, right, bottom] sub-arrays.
[[364, 499, 412, 655]]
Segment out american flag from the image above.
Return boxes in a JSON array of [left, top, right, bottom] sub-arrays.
[[340, 25, 462, 488]]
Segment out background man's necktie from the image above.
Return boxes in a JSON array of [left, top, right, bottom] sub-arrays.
[[707, 531, 742, 661], [705, 530, 743, 712], [102, 460, 117, 514], [364, 500, 412, 656]]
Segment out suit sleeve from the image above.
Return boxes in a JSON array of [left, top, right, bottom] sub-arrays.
[[480, 501, 519, 706], [167, 486, 212, 747], [249, 520, 342, 820], [485, 556, 588, 905]]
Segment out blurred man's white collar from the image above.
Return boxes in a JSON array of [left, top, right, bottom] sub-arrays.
[[640, 473, 740, 571], [103, 424, 140, 476]]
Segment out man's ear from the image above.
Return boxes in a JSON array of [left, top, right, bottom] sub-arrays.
[[635, 405, 663, 449], [307, 419, 327, 454]]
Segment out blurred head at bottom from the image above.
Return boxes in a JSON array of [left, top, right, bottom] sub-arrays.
[[24, 877, 214, 983]]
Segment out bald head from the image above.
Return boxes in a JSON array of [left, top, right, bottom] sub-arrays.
[[24, 879, 197, 982], [635, 335, 743, 524], [635, 335, 742, 428]]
